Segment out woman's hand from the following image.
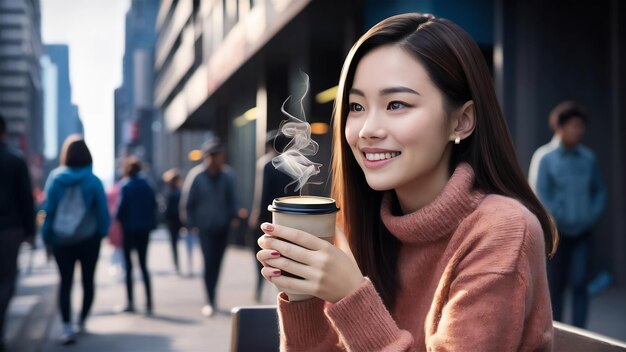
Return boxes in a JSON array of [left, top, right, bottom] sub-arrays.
[[256, 222, 365, 303]]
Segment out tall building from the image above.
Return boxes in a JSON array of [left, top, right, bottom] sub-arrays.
[[0, 0, 44, 184], [114, 0, 159, 180], [154, 0, 626, 284], [45, 44, 83, 159]]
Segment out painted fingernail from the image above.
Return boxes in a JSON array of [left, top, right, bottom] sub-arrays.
[[261, 223, 275, 232], [271, 251, 280, 256], [272, 270, 281, 276]]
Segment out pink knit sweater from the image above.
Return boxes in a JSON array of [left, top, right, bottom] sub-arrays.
[[276, 164, 553, 351]]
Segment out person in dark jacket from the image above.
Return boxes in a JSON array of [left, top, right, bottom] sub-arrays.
[[162, 168, 183, 274], [0, 114, 35, 351], [116, 156, 157, 315], [180, 140, 239, 317], [42, 135, 110, 345]]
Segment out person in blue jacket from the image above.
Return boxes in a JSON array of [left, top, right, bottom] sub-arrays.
[[536, 102, 607, 328], [116, 156, 157, 315], [42, 135, 110, 345]]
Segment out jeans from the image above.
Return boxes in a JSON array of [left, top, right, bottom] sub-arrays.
[[53, 234, 101, 324], [166, 222, 181, 272], [122, 229, 152, 309], [198, 226, 230, 306], [548, 232, 590, 328]]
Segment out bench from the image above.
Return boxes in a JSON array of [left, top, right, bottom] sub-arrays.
[[230, 305, 279, 352], [554, 321, 626, 352]]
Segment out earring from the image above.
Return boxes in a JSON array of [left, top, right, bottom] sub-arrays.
[[454, 136, 461, 145]]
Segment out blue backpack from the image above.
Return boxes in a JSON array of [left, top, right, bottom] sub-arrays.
[[52, 183, 97, 245]]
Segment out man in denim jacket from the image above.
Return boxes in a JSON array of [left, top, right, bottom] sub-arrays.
[[536, 102, 607, 328]]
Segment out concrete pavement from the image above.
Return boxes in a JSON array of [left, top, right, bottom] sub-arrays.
[[5, 243, 58, 352], [6, 227, 626, 351], [9, 228, 278, 352]]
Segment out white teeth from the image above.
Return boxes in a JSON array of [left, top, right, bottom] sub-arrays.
[[364, 152, 400, 161]]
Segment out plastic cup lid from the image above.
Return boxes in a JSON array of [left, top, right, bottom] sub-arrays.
[[268, 196, 340, 215]]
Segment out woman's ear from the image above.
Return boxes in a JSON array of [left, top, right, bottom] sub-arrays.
[[450, 101, 476, 142]]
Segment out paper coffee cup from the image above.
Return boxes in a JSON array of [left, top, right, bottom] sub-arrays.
[[268, 196, 339, 296]]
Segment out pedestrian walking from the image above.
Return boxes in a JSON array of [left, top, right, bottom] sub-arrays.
[[116, 156, 157, 315], [162, 168, 183, 274], [248, 131, 296, 301], [180, 140, 239, 317], [0, 114, 36, 352], [257, 13, 556, 351], [42, 135, 110, 345], [536, 101, 607, 328]]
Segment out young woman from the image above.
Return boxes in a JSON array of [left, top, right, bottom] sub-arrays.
[[257, 13, 557, 351], [42, 135, 110, 344]]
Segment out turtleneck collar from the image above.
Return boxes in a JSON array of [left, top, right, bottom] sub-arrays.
[[380, 163, 485, 244]]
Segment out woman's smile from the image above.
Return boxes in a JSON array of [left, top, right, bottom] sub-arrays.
[[361, 148, 402, 169]]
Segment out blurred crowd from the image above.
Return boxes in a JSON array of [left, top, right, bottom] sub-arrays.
[[0, 120, 297, 349]]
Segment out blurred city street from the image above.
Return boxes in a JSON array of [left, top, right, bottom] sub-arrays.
[[6, 228, 279, 352]]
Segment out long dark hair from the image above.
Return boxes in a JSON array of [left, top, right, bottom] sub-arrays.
[[60, 134, 93, 167], [331, 13, 558, 309]]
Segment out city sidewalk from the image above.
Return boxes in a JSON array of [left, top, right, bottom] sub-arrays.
[[6, 228, 626, 351], [9, 228, 278, 352], [5, 242, 58, 352]]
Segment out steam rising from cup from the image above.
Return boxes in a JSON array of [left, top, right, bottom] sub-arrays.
[[272, 72, 322, 193]]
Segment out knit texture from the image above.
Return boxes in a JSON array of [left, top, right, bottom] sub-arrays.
[[277, 163, 553, 351]]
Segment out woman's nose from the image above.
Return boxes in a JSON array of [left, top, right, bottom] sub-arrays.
[[358, 112, 386, 140]]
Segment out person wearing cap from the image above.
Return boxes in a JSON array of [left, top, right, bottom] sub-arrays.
[[180, 139, 239, 317]]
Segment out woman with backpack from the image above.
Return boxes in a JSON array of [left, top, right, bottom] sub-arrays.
[[42, 135, 110, 345]]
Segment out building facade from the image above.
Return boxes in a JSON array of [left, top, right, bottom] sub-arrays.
[[153, 0, 353, 217], [0, 0, 44, 185]]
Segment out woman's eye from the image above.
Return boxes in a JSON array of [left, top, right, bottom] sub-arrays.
[[387, 101, 407, 110], [349, 103, 364, 112]]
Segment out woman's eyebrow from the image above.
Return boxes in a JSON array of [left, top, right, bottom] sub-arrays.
[[349, 88, 365, 96], [380, 86, 420, 96], [348, 86, 421, 97], [349, 86, 421, 97]]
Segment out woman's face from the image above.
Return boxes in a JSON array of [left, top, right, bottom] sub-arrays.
[[345, 45, 454, 194]]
